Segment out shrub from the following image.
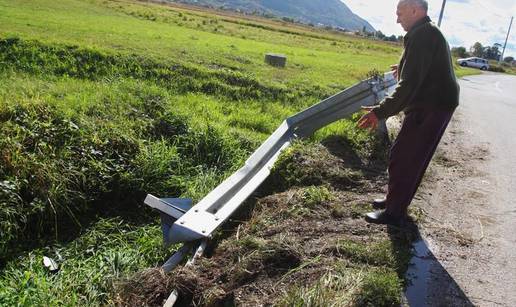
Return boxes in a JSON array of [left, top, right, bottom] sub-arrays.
[[488, 65, 506, 73]]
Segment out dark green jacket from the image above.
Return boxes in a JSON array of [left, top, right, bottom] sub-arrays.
[[373, 16, 459, 120]]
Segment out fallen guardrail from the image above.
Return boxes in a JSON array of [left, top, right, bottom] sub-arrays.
[[145, 72, 397, 274]]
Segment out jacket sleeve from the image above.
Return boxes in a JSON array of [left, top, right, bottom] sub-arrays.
[[373, 31, 436, 120]]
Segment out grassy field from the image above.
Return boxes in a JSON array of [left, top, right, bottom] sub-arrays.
[[0, 0, 400, 91], [0, 0, 476, 305]]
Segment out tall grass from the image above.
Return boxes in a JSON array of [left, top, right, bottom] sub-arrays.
[[0, 66, 256, 259], [0, 37, 317, 103], [0, 0, 473, 304], [0, 218, 168, 306]]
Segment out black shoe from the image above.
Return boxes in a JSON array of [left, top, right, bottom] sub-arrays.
[[365, 210, 405, 227], [372, 198, 386, 209]]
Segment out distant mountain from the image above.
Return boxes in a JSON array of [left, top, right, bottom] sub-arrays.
[[169, 0, 375, 32]]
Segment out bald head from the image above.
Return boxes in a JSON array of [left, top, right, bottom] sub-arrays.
[[397, 0, 429, 32], [399, 0, 428, 12]]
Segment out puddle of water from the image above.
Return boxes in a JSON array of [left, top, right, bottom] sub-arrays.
[[404, 239, 434, 307]]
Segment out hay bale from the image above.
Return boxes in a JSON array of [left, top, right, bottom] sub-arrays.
[[265, 53, 287, 67]]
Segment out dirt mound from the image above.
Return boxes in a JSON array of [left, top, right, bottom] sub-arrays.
[[113, 268, 177, 306], [115, 136, 416, 306]]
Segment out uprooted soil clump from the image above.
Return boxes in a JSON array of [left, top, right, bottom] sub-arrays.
[[115, 135, 418, 306]]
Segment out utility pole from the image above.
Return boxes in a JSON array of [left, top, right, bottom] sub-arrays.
[[438, 0, 447, 27], [500, 16, 513, 64]]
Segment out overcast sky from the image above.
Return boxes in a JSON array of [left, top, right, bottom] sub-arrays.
[[343, 0, 515, 58]]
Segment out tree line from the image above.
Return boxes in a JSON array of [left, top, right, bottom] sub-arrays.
[[452, 42, 514, 63], [358, 27, 402, 42]]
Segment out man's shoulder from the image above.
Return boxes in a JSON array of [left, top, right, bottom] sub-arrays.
[[414, 21, 441, 36], [411, 22, 445, 45]]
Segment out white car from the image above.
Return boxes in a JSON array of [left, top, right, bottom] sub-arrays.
[[457, 57, 489, 70]]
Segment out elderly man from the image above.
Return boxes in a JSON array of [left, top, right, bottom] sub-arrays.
[[358, 0, 459, 226]]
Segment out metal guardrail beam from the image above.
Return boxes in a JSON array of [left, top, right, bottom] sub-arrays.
[[144, 195, 192, 220], [145, 72, 397, 246]]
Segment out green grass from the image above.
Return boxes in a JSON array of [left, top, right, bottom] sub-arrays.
[[278, 235, 412, 306], [0, 218, 170, 306], [281, 185, 335, 217], [0, 0, 466, 304], [0, 0, 473, 86], [355, 268, 402, 307], [336, 239, 398, 267], [301, 185, 334, 208], [0, 0, 400, 92], [278, 266, 402, 307], [0, 68, 258, 257], [278, 267, 364, 307]]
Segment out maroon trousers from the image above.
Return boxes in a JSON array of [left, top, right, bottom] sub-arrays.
[[385, 107, 454, 218]]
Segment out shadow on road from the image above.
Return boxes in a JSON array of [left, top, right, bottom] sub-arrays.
[[388, 224, 475, 307]]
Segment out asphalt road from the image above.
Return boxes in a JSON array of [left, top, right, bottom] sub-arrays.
[[418, 72, 516, 306], [457, 72, 516, 305], [459, 72, 516, 244]]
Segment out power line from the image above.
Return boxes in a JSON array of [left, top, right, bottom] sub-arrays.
[[467, 0, 513, 19]]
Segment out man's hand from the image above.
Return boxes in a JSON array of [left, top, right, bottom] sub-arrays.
[[357, 106, 379, 132], [390, 64, 399, 79]]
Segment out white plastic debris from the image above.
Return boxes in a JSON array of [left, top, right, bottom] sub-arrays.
[[43, 256, 59, 273]]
